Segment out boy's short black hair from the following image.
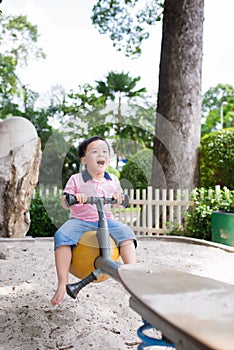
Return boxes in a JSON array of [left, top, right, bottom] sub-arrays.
[[78, 136, 110, 158]]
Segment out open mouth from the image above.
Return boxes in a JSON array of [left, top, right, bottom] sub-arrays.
[[97, 160, 105, 165]]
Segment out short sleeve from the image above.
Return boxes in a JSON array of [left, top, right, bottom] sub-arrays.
[[63, 174, 81, 194]]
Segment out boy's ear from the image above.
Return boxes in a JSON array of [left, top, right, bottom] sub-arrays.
[[81, 156, 86, 164]]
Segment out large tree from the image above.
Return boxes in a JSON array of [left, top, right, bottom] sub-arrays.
[[153, 0, 204, 190], [92, 0, 204, 190]]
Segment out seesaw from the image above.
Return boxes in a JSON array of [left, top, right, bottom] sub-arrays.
[[65, 195, 234, 349], [118, 264, 234, 350], [65, 194, 127, 296]]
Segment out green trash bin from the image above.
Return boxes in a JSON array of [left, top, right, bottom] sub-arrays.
[[212, 211, 234, 246]]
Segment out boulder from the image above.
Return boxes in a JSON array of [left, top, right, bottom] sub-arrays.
[[0, 117, 41, 237]]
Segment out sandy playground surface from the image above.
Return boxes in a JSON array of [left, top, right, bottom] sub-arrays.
[[1, 236, 234, 350]]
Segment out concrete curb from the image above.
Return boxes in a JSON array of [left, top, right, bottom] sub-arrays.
[[1, 235, 234, 253], [0, 236, 53, 243], [137, 235, 234, 253]]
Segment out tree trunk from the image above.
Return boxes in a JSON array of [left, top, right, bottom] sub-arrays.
[[152, 0, 204, 191]]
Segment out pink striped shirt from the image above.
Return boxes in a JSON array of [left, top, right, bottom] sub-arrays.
[[64, 171, 122, 221]]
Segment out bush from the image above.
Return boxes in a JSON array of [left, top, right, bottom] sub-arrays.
[[183, 187, 234, 240], [200, 128, 234, 189], [27, 189, 69, 237], [120, 149, 153, 190], [107, 165, 120, 178]]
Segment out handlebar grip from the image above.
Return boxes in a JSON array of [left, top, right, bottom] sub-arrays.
[[122, 193, 130, 208], [66, 272, 96, 299], [64, 193, 78, 207]]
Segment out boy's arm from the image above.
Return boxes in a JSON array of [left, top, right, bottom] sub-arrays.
[[61, 194, 69, 209], [112, 193, 123, 205], [113, 175, 125, 205], [61, 174, 86, 208]]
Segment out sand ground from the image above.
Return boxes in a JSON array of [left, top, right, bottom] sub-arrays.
[[1, 236, 234, 350]]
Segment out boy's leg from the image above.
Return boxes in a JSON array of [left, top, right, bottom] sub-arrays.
[[107, 220, 137, 264], [119, 239, 136, 264], [51, 245, 72, 306], [51, 218, 98, 306]]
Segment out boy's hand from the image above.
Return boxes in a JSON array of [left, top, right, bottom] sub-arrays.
[[75, 193, 87, 204], [112, 193, 123, 205]]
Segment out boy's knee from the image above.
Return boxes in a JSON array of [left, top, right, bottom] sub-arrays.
[[54, 229, 64, 242], [54, 229, 75, 250], [120, 239, 137, 248]]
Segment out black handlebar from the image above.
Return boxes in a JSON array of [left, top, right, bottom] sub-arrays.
[[64, 193, 130, 208], [65, 193, 128, 299], [66, 272, 97, 299]]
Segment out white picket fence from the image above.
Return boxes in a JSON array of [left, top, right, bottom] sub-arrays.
[[36, 185, 228, 236], [113, 187, 193, 235], [36, 186, 194, 235]]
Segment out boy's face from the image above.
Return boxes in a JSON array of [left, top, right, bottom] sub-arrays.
[[81, 140, 110, 176]]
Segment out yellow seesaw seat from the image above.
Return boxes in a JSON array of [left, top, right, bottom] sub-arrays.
[[69, 231, 119, 282]]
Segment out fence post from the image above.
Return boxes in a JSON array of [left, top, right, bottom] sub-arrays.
[[53, 186, 58, 196], [142, 189, 147, 228], [129, 188, 135, 227], [169, 189, 174, 223], [215, 185, 221, 200], [162, 189, 167, 230], [176, 189, 181, 227], [136, 189, 141, 228], [147, 186, 152, 232], [154, 188, 160, 230]]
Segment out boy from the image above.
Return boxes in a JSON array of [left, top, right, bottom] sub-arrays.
[[51, 136, 137, 306]]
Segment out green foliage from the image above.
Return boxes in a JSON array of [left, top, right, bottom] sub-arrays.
[[96, 71, 146, 100], [120, 148, 153, 190], [17, 86, 53, 149], [92, 0, 163, 57], [53, 76, 154, 171], [107, 165, 120, 178], [39, 129, 80, 188], [0, 14, 46, 66], [62, 145, 80, 187], [201, 83, 234, 135], [0, 55, 17, 95], [183, 187, 234, 241], [27, 194, 56, 237], [53, 83, 107, 144], [0, 14, 45, 119], [200, 128, 234, 189], [27, 189, 69, 237], [95, 71, 149, 166]]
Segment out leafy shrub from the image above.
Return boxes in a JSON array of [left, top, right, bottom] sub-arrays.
[[200, 128, 234, 189], [27, 189, 69, 237], [107, 165, 120, 178], [183, 187, 234, 240], [120, 149, 153, 190]]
